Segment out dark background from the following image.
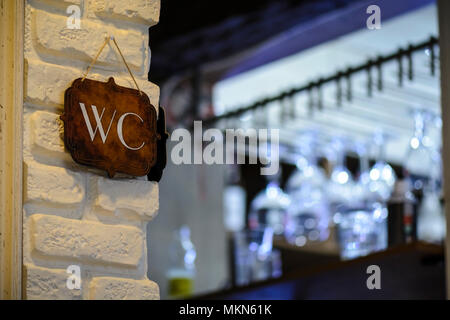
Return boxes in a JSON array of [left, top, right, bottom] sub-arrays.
[[148, 0, 364, 83]]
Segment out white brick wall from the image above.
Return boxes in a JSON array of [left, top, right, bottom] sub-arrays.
[[89, 0, 160, 26], [34, 9, 146, 72], [24, 0, 161, 300], [92, 176, 159, 221], [25, 265, 83, 300], [89, 277, 159, 300], [24, 161, 86, 207]]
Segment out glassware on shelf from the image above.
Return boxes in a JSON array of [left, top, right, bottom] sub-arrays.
[[167, 226, 197, 299], [426, 113, 442, 153], [269, 249, 283, 279], [248, 175, 291, 236], [334, 138, 390, 260], [334, 202, 388, 260], [285, 133, 330, 246], [400, 109, 445, 244], [426, 112, 443, 184], [358, 140, 389, 251], [233, 228, 281, 286], [416, 129, 445, 244]]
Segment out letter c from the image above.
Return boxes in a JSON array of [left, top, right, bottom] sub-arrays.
[[117, 112, 145, 150]]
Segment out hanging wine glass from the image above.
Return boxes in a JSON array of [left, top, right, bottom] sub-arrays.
[[248, 173, 291, 236], [333, 138, 389, 260], [326, 137, 355, 209], [425, 113, 442, 152], [368, 130, 396, 202], [405, 110, 435, 179], [416, 111, 445, 243], [284, 132, 330, 246], [426, 112, 442, 184], [353, 141, 372, 204]]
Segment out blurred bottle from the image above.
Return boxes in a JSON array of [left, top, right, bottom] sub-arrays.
[[223, 165, 246, 232], [417, 180, 445, 244], [416, 133, 445, 244], [167, 226, 196, 299], [387, 177, 417, 246]]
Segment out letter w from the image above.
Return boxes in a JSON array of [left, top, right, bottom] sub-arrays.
[[79, 103, 116, 143]]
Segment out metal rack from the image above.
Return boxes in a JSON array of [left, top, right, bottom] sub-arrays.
[[204, 36, 441, 165], [204, 36, 438, 124]]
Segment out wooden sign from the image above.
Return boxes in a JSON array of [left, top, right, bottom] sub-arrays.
[[62, 77, 159, 177]]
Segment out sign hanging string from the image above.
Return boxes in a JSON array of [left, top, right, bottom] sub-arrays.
[[81, 36, 142, 95]]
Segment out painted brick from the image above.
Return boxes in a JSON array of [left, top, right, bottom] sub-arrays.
[[92, 176, 159, 220], [30, 0, 82, 8], [30, 214, 144, 267], [89, 277, 159, 300], [24, 161, 85, 206], [89, 0, 160, 26], [29, 110, 65, 155], [24, 264, 82, 300], [36, 0, 81, 4], [25, 59, 159, 108], [33, 9, 146, 70], [24, 0, 161, 300]]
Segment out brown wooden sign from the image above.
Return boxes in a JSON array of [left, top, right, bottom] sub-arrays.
[[62, 77, 159, 177]]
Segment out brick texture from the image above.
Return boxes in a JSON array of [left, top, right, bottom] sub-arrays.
[[30, 214, 144, 267], [25, 59, 160, 108], [92, 176, 159, 220], [89, 0, 160, 26], [24, 264, 83, 300], [34, 9, 146, 70], [24, 161, 85, 207], [89, 277, 159, 300], [29, 110, 65, 156]]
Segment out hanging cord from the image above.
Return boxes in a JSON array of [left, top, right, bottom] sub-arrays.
[[407, 44, 414, 81], [336, 73, 342, 107], [81, 36, 142, 95], [366, 63, 373, 97], [345, 71, 352, 102], [376, 57, 383, 92], [397, 50, 404, 87], [429, 42, 436, 76], [307, 84, 314, 116]]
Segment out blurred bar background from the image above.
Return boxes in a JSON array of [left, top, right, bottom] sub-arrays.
[[146, 0, 446, 299]]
